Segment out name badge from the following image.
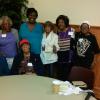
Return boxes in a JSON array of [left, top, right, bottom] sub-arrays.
[[2, 34, 7, 38], [27, 62, 33, 67], [68, 31, 74, 38], [68, 32, 74, 35]]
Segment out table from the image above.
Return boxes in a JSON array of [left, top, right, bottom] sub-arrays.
[[0, 75, 94, 100]]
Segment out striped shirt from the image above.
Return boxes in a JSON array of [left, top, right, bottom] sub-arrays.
[[58, 27, 72, 51], [58, 38, 70, 51]]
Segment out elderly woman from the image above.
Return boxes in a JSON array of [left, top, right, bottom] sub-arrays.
[[19, 8, 43, 56], [56, 15, 75, 81], [0, 16, 18, 70], [40, 21, 59, 78], [74, 21, 100, 69], [11, 39, 44, 75]]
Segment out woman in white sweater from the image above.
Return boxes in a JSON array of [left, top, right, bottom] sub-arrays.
[[40, 21, 59, 78]]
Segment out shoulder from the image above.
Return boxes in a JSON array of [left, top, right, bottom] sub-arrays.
[[35, 22, 43, 28], [88, 32, 95, 37], [51, 31, 58, 37], [11, 28, 18, 37], [20, 22, 27, 28], [71, 27, 75, 32], [19, 23, 27, 33], [8, 32, 15, 36], [75, 32, 81, 36], [36, 22, 43, 26], [88, 33, 97, 41], [11, 28, 18, 33]]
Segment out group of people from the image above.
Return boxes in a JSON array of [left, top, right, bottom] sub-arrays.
[[0, 8, 100, 81]]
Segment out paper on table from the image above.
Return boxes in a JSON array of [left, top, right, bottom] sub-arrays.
[[58, 81, 83, 95], [52, 80, 83, 96], [52, 80, 62, 85]]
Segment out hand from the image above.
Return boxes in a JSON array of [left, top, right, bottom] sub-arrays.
[[42, 46, 45, 51], [53, 45, 57, 53], [19, 66, 26, 74]]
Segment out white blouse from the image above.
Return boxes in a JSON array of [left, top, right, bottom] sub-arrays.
[[40, 31, 60, 64]]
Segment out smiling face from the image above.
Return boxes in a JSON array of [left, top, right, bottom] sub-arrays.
[[56, 15, 69, 32], [80, 23, 90, 34], [44, 26, 51, 34], [28, 12, 37, 24], [57, 19, 66, 31]]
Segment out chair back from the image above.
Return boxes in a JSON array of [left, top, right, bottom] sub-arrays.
[[68, 66, 94, 89]]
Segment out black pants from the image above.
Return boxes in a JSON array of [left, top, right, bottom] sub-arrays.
[[57, 51, 73, 81], [56, 62, 72, 81], [44, 62, 57, 78]]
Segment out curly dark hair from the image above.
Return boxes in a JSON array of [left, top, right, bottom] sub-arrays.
[[26, 8, 38, 18], [56, 15, 69, 27]]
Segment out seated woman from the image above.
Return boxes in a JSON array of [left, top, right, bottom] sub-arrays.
[[11, 39, 44, 75]]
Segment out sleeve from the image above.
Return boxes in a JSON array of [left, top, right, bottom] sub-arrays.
[[54, 34, 60, 51], [11, 28, 19, 52], [11, 28, 19, 43], [70, 28, 76, 50], [69, 32, 76, 63], [92, 35, 100, 54]]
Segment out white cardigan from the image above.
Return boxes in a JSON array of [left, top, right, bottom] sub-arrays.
[[40, 31, 59, 64]]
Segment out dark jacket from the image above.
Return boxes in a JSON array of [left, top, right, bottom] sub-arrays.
[[74, 32, 100, 68], [11, 52, 44, 75]]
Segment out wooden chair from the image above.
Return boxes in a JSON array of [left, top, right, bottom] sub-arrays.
[[68, 66, 94, 89]]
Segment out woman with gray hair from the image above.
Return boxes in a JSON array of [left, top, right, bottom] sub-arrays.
[[0, 16, 18, 70], [0, 16, 19, 42]]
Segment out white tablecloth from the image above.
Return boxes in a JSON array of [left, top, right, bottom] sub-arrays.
[[0, 75, 90, 100]]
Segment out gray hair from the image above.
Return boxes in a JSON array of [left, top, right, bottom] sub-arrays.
[[0, 16, 13, 26]]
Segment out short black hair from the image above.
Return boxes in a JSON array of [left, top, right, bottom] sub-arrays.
[[56, 15, 69, 27], [26, 8, 38, 18], [80, 23, 90, 30]]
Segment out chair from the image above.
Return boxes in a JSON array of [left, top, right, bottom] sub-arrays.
[[68, 66, 94, 89]]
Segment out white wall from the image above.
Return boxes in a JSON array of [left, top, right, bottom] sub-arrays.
[[28, 0, 100, 26]]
